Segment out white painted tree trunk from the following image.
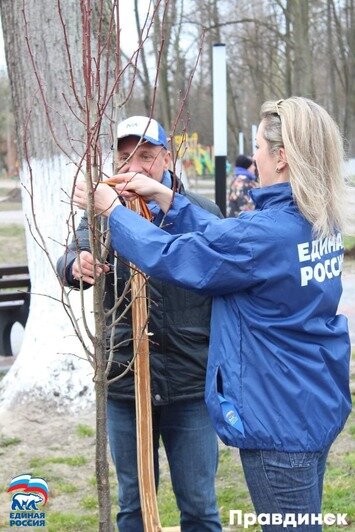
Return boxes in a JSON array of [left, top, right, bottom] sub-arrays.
[[0, 156, 94, 410], [0, 156, 95, 411], [0, 0, 104, 411]]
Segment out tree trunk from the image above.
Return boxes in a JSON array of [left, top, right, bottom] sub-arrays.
[[344, 0, 355, 155], [327, 0, 339, 120], [134, 0, 153, 114], [284, 0, 293, 96], [291, 0, 314, 98], [0, 0, 96, 411]]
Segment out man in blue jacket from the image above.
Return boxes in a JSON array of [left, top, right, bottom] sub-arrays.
[[57, 116, 222, 532]]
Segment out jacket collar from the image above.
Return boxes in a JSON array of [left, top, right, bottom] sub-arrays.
[[250, 182, 293, 210], [162, 170, 184, 193]]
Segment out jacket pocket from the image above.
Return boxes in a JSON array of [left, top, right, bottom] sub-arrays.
[[205, 365, 245, 447]]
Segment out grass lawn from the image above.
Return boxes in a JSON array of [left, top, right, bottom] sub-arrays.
[[345, 235, 355, 253], [0, 225, 27, 264], [0, 202, 21, 212]]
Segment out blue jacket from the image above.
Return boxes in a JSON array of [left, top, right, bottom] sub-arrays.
[[108, 182, 351, 451], [233, 166, 256, 180]]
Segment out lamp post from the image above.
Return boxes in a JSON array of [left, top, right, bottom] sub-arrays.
[[213, 43, 227, 216], [239, 132, 244, 155]]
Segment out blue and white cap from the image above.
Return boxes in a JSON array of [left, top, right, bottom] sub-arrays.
[[116, 116, 168, 149]]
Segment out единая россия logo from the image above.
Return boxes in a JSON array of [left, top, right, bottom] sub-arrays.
[[7, 474, 48, 527]]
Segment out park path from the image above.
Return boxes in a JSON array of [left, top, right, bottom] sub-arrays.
[[0, 210, 25, 224]]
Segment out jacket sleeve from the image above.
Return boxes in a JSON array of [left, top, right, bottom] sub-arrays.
[[160, 194, 222, 234], [56, 212, 92, 289], [109, 202, 255, 296]]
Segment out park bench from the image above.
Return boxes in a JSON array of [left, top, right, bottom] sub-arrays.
[[0, 265, 30, 357]]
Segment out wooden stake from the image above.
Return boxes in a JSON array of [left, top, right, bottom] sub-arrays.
[[129, 197, 162, 532]]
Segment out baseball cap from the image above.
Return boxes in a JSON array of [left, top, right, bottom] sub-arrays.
[[116, 116, 168, 149]]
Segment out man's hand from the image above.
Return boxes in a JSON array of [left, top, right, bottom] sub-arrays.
[[73, 180, 121, 216], [72, 250, 110, 285]]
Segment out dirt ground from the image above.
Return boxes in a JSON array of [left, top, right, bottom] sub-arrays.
[[0, 404, 188, 531], [0, 406, 99, 529]]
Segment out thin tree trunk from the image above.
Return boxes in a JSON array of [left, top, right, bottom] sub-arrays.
[[291, 0, 314, 97], [327, 0, 339, 119], [134, 0, 152, 114]]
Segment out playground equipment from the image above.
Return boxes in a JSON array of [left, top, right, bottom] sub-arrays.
[[174, 132, 214, 177]]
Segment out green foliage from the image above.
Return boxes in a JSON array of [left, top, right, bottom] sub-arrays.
[[29, 455, 88, 468], [344, 236, 355, 251], [0, 224, 23, 238], [215, 448, 258, 530], [0, 436, 21, 447], [52, 481, 78, 495], [88, 475, 97, 487], [76, 424, 95, 438], [157, 475, 179, 527], [0, 224, 26, 263], [47, 512, 98, 532], [343, 452, 355, 469], [80, 495, 98, 510]]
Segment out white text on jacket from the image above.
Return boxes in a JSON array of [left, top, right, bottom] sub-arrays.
[[297, 234, 344, 287]]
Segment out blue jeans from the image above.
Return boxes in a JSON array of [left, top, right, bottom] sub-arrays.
[[240, 447, 330, 531], [107, 397, 221, 532]]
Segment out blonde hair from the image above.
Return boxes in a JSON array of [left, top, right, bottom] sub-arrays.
[[260, 96, 347, 239]]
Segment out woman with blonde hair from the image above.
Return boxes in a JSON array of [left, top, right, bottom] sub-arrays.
[[74, 97, 351, 531], [260, 97, 347, 238]]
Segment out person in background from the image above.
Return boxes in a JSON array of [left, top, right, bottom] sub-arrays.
[[57, 116, 223, 532], [73, 97, 351, 531], [228, 154, 257, 217]]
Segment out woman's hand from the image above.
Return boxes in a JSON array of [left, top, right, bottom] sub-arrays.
[[104, 172, 173, 213], [73, 180, 121, 217]]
